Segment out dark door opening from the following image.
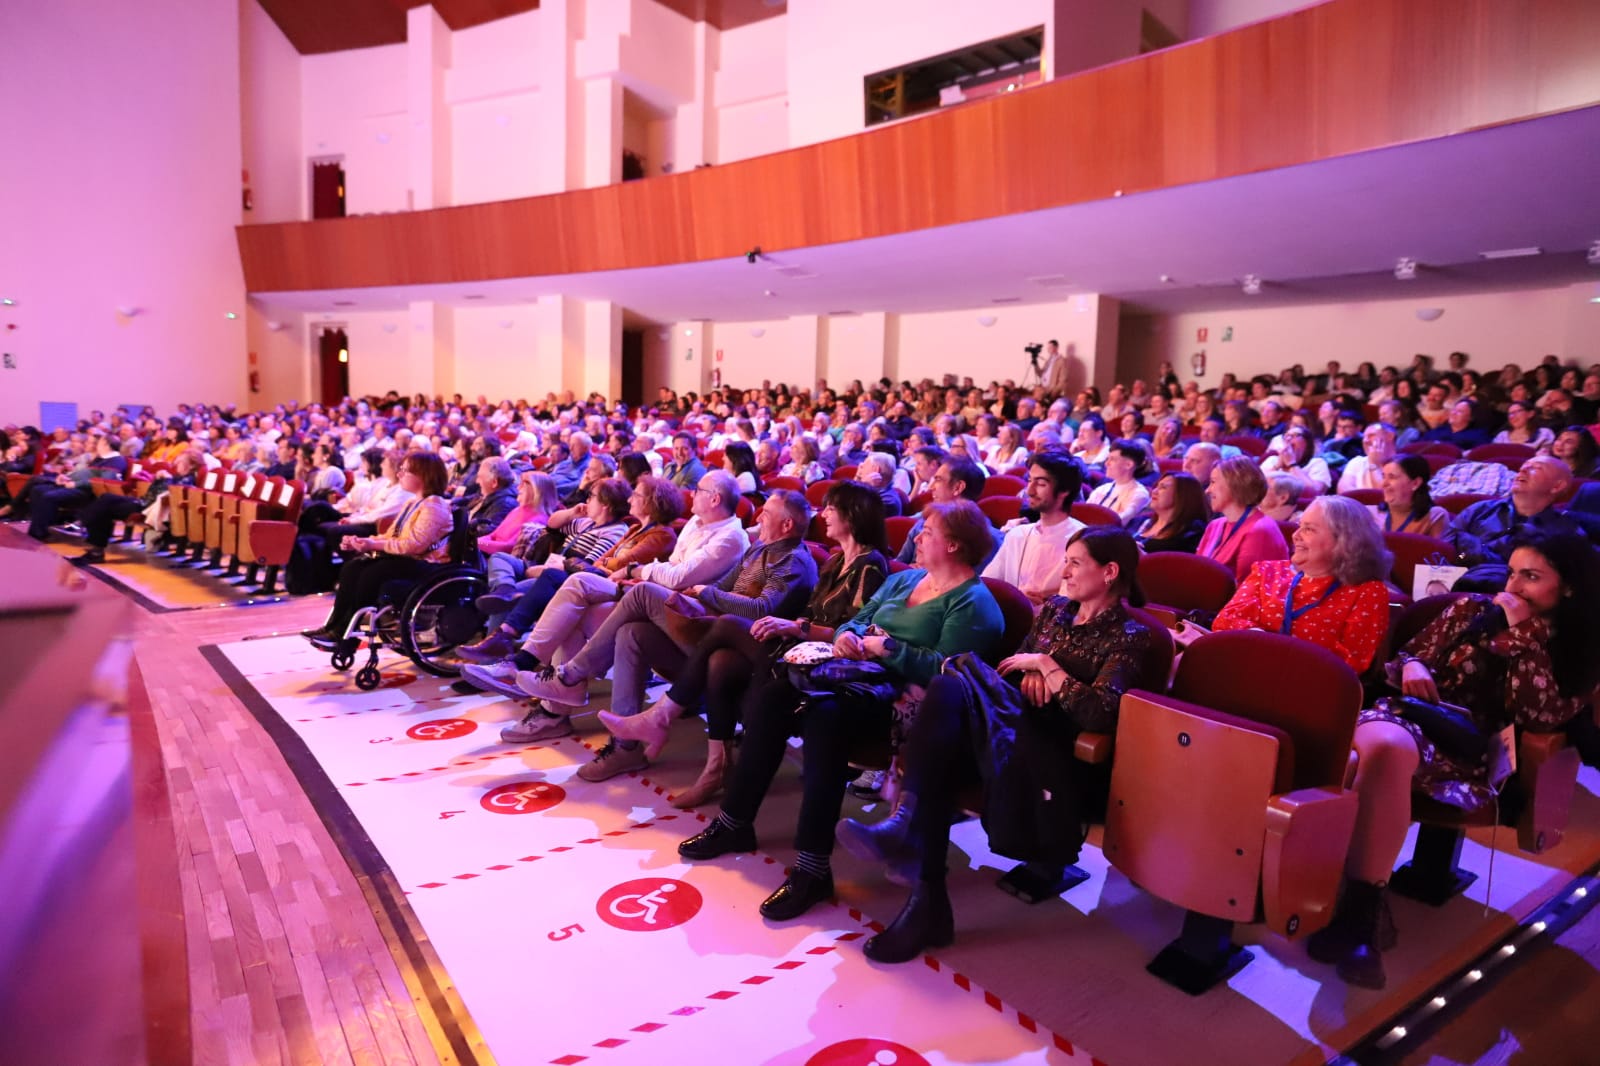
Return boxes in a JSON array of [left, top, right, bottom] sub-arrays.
[[311, 160, 346, 219], [621, 329, 643, 410], [318, 328, 350, 407]]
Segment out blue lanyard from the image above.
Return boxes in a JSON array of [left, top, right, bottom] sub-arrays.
[[1219, 506, 1255, 551], [1282, 570, 1340, 634]]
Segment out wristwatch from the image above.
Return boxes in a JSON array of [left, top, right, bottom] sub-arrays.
[[798, 618, 811, 638], [880, 635, 899, 655]]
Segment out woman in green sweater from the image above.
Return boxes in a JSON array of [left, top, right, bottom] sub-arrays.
[[677, 499, 1004, 922]]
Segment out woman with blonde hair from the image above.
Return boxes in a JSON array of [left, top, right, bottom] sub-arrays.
[[1195, 456, 1289, 580]]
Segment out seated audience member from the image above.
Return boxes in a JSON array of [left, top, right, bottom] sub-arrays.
[[1180, 441, 1222, 507], [848, 527, 1167, 962], [1196, 457, 1290, 580], [1133, 472, 1208, 554], [1422, 399, 1492, 450], [1449, 456, 1584, 590], [516, 488, 814, 779], [70, 450, 201, 564], [26, 432, 128, 542], [676, 500, 1003, 923], [1314, 532, 1600, 989], [894, 457, 1004, 567], [1213, 495, 1391, 673], [1550, 425, 1599, 479], [615, 451, 652, 487], [459, 457, 518, 536], [1338, 423, 1396, 493], [721, 440, 761, 495], [1260, 473, 1305, 524], [1085, 440, 1152, 525], [1494, 400, 1555, 448], [476, 471, 562, 556], [754, 439, 782, 479], [1372, 455, 1451, 538], [1149, 417, 1187, 460], [301, 452, 453, 646], [1068, 413, 1111, 466], [297, 450, 417, 588], [854, 452, 905, 516], [1195, 418, 1243, 459], [907, 445, 946, 500], [983, 451, 1085, 604], [779, 436, 828, 485], [1260, 426, 1332, 496], [306, 442, 347, 500], [986, 423, 1030, 474], [1320, 409, 1367, 463], [602, 482, 890, 805], [544, 440, 581, 496], [560, 451, 617, 506]]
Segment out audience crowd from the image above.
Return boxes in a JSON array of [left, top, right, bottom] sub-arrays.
[[5, 348, 1600, 987]]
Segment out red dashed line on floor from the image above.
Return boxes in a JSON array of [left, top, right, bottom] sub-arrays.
[[918, 949, 1102, 1064], [408, 814, 681, 891], [292, 687, 492, 721], [341, 745, 553, 787], [544, 930, 861, 1065]]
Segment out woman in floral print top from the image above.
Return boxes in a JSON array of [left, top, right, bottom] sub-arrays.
[[1311, 531, 1600, 992]]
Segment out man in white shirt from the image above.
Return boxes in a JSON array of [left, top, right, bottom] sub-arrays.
[[983, 451, 1085, 604], [1337, 422, 1396, 493]]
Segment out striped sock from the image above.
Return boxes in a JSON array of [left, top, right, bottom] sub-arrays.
[[794, 851, 831, 879], [715, 811, 748, 832]]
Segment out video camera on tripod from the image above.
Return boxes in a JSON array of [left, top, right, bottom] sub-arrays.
[[1023, 343, 1044, 371]]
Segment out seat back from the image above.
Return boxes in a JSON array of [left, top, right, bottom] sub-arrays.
[[1437, 492, 1495, 515], [1223, 435, 1267, 457], [1136, 552, 1236, 614], [1466, 442, 1536, 465], [1172, 630, 1363, 790], [763, 475, 804, 493], [981, 474, 1025, 499], [1339, 488, 1383, 506], [1070, 502, 1122, 527], [1125, 605, 1176, 690], [980, 577, 1035, 663], [1383, 531, 1459, 592], [805, 479, 838, 509], [832, 464, 857, 481], [978, 496, 1021, 527], [884, 515, 917, 554], [1390, 591, 1470, 652]]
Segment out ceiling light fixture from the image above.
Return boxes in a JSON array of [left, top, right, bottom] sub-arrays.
[[1415, 307, 1445, 321], [1478, 246, 1543, 260], [1394, 257, 1418, 281], [977, 315, 998, 327], [1241, 275, 1262, 296]]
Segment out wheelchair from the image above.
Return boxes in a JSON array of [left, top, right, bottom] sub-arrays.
[[327, 508, 491, 690]]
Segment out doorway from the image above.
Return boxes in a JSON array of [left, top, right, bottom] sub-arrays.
[[318, 328, 350, 406], [621, 329, 643, 410], [311, 159, 346, 219]]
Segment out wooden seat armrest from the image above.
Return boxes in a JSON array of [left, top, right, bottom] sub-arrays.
[[1516, 730, 1581, 853], [1074, 731, 1113, 764], [1261, 787, 1359, 939]]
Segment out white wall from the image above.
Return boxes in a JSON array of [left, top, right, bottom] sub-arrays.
[[448, 10, 544, 205], [453, 304, 550, 402], [301, 44, 410, 214], [240, 0, 302, 224], [0, 0, 247, 426], [1186, 0, 1322, 38], [1117, 284, 1600, 390], [896, 299, 1104, 390], [246, 303, 309, 409], [713, 17, 788, 164]]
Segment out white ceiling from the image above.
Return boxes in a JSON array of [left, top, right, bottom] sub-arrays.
[[253, 103, 1600, 323]]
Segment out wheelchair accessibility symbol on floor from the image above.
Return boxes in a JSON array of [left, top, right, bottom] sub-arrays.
[[595, 878, 703, 932], [405, 719, 477, 741], [805, 1039, 930, 1066], [478, 780, 565, 815]]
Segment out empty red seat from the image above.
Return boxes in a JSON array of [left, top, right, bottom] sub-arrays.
[[981, 474, 1025, 499], [1137, 552, 1237, 614], [1070, 502, 1122, 527], [978, 496, 1021, 527]]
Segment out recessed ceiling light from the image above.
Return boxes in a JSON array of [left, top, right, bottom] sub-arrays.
[[333, 300, 356, 307], [1241, 275, 1263, 296], [1477, 246, 1542, 260], [991, 296, 1022, 304], [464, 294, 486, 300]]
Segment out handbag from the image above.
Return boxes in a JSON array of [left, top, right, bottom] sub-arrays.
[[1378, 695, 1488, 763], [1411, 553, 1468, 601], [780, 641, 899, 703]]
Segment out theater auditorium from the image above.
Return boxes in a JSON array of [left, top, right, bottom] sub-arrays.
[[4, 1, 1600, 1064]]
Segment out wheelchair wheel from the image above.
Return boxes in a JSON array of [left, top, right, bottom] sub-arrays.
[[330, 649, 355, 671], [398, 565, 488, 676], [354, 665, 382, 690]]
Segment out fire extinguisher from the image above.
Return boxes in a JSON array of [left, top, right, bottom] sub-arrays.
[[1191, 350, 1206, 378], [712, 366, 722, 389], [249, 370, 261, 394]]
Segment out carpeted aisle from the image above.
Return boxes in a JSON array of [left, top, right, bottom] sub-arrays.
[[208, 634, 1600, 1066]]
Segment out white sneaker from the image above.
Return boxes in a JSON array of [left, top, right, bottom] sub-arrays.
[[515, 665, 589, 707], [500, 704, 574, 743], [460, 661, 525, 697]]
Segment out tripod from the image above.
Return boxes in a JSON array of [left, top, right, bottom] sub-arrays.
[[1020, 353, 1044, 391]]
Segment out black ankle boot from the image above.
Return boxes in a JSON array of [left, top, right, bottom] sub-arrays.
[[863, 879, 954, 964], [1307, 878, 1393, 990]]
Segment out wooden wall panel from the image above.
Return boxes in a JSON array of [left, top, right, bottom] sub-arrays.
[[237, 0, 1600, 294]]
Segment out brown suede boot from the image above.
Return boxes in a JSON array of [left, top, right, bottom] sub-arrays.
[[672, 739, 732, 809]]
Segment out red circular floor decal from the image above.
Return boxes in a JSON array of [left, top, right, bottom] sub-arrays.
[[595, 878, 703, 932], [406, 718, 477, 741], [479, 780, 565, 815], [806, 1040, 930, 1066]]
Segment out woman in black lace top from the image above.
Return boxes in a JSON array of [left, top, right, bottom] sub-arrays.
[[599, 481, 889, 806], [846, 526, 1169, 964]]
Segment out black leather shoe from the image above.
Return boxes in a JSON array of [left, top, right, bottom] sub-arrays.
[[863, 880, 954, 964], [759, 869, 834, 921], [678, 819, 757, 861]]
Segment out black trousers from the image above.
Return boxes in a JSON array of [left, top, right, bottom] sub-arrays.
[[29, 485, 92, 538], [81, 494, 148, 548], [323, 554, 433, 633], [664, 615, 770, 741], [721, 677, 893, 855]]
